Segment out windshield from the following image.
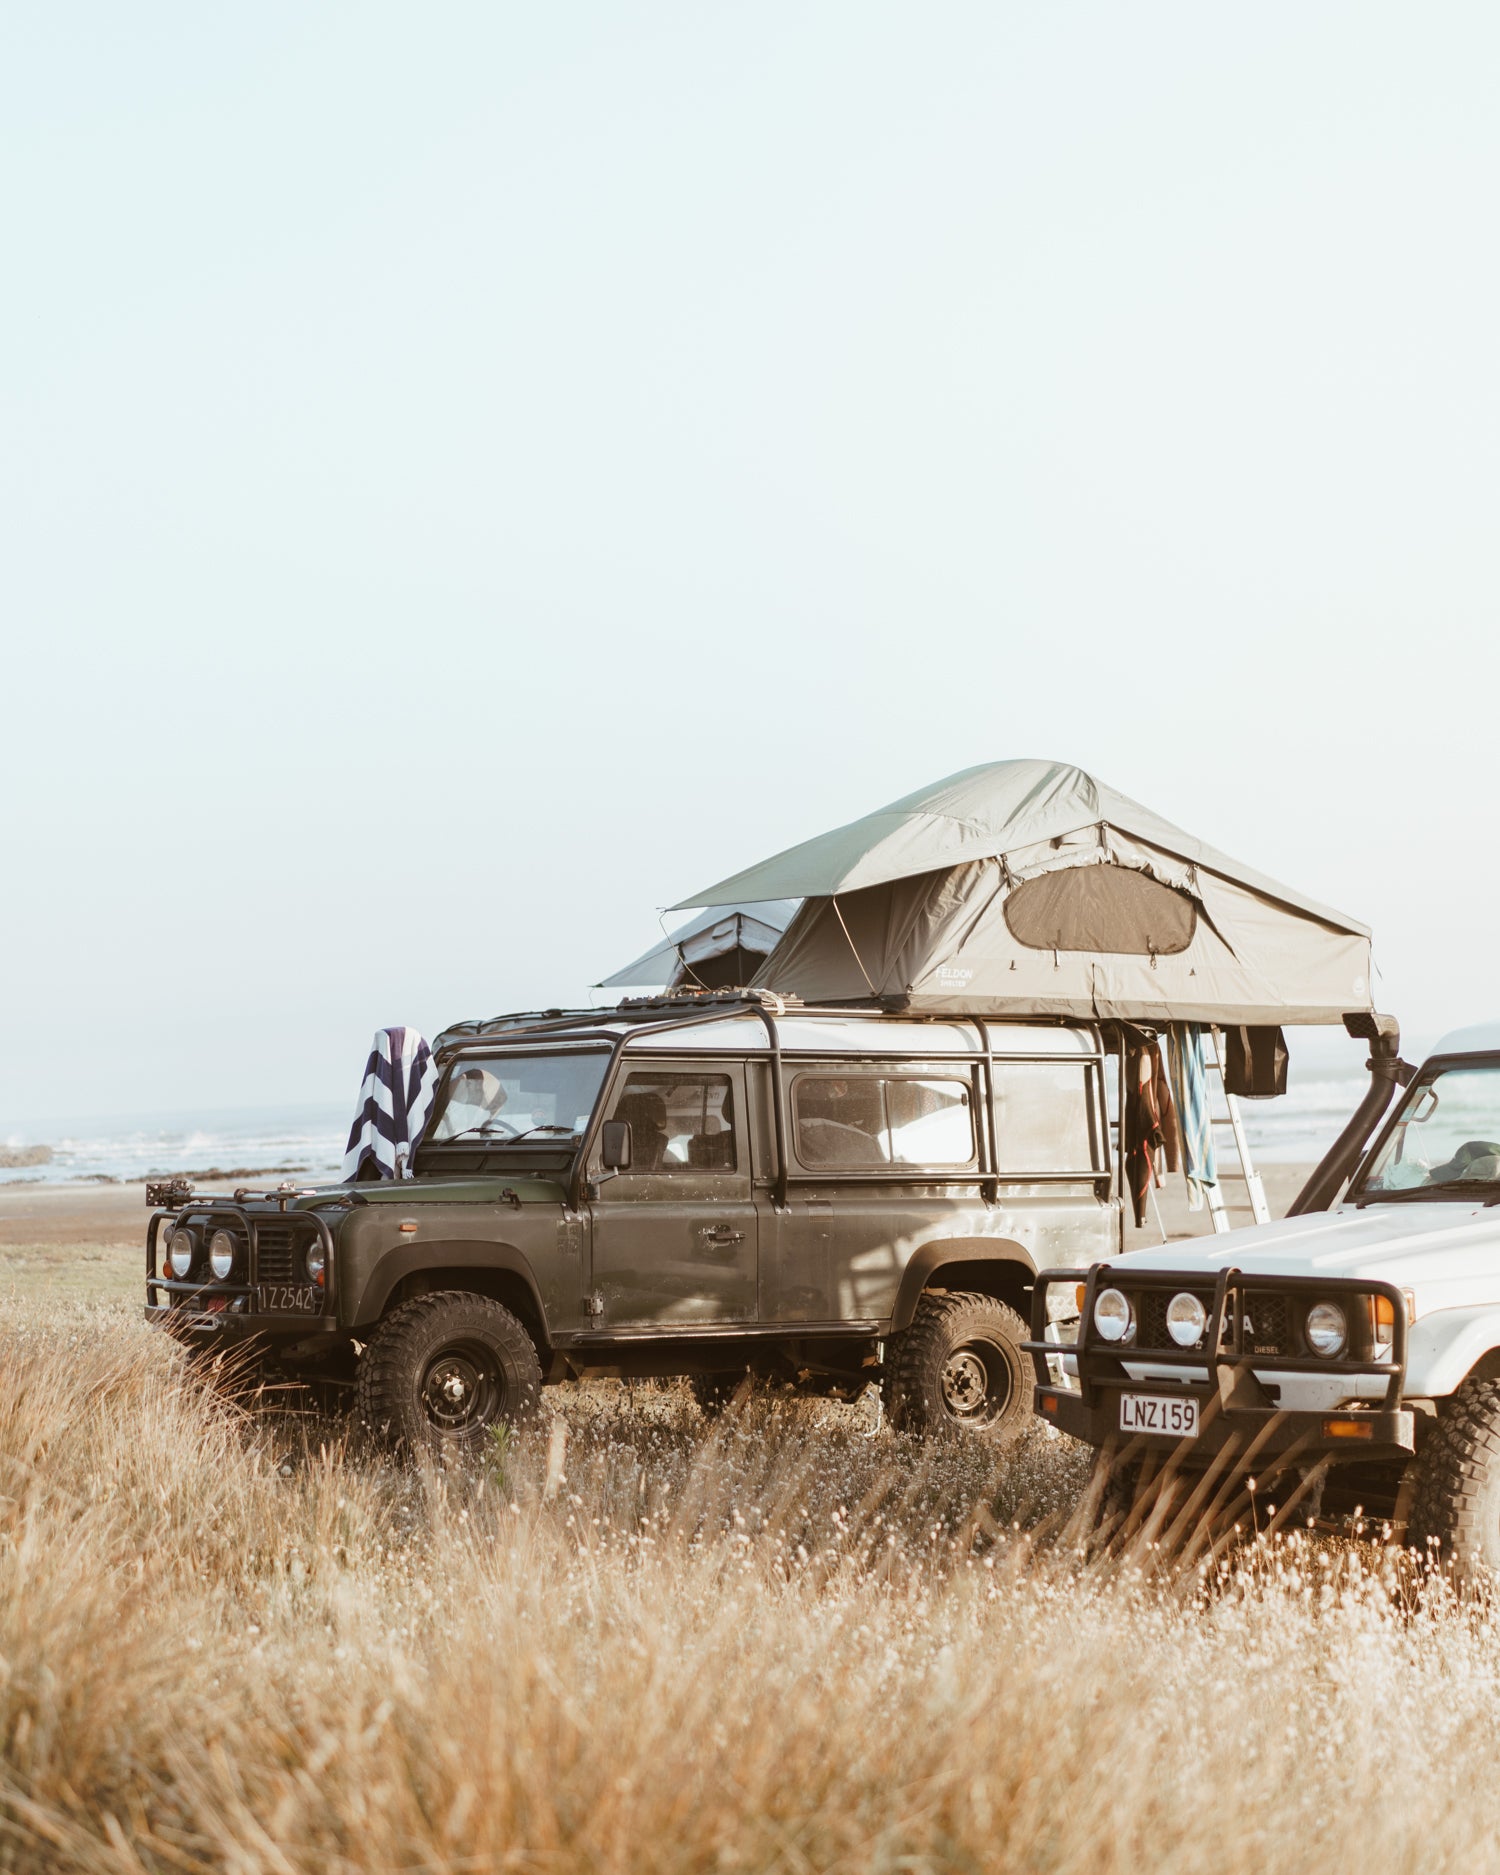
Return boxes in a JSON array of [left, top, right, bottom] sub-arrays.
[[427, 1050, 610, 1144], [1357, 1063, 1500, 1198]]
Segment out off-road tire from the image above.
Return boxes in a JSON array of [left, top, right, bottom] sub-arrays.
[[354, 1291, 543, 1457], [883, 1291, 1030, 1442], [1406, 1377, 1500, 1587]]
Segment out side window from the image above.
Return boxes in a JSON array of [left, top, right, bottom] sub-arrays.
[[794, 1077, 889, 1167], [886, 1079, 974, 1165], [991, 1061, 1097, 1173], [793, 1075, 975, 1168], [607, 1072, 737, 1175]]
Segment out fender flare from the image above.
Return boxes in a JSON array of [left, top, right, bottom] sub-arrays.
[[349, 1240, 548, 1337], [888, 1238, 1036, 1334], [1405, 1303, 1500, 1399]]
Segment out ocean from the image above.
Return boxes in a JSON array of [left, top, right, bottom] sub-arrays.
[[0, 1103, 351, 1186], [0, 1063, 1375, 1185]]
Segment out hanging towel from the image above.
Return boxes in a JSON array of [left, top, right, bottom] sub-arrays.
[[1167, 1024, 1217, 1212], [342, 1027, 439, 1182], [1125, 1037, 1181, 1228]]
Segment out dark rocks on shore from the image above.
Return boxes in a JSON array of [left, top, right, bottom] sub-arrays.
[[144, 1165, 313, 1184], [0, 1145, 52, 1169]]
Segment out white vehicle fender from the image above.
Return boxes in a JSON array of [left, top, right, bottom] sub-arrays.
[[1405, 1304, 1500, 1400]]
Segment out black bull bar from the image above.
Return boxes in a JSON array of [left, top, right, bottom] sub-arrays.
[[145, 1203, 338, 1333], [1025, 1265, 1416, 1462]]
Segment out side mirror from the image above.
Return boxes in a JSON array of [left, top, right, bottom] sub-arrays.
[[600, 1120, 633, 1171]]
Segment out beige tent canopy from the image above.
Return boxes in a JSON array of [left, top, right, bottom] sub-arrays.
[[673, 761, 1373, 1025], [597, 902, 797, 991]]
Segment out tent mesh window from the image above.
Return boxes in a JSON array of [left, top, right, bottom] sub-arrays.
[[675, 945, 761, 991], [1003, 864, 1197, 956]]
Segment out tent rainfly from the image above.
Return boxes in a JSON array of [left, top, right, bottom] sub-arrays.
[[598, 902, 798, 992], [672, 761, 1373, 1027]]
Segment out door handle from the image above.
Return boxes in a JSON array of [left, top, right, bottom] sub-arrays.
[[699, 1225, 745, 1245]]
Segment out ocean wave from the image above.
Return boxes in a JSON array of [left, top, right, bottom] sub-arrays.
[[0, 1105, 349, 1186]]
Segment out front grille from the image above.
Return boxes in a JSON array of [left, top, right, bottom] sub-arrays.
[[1135, 1288, 1216, 1352], [1112, 1285, 1297, 1357], [254, 1222, 307, 1284], [1241, 1292, 1291, 1356]]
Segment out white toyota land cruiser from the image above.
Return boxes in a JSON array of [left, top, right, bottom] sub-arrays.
[[1030, 1022, 1500, 1580]]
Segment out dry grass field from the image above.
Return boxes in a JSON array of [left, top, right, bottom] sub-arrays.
[[4, 1229, 1500, 1873]]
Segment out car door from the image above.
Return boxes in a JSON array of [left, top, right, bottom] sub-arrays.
[[587, 1059, 759, 1327]]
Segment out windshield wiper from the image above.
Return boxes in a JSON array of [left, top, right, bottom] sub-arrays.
[[1431, 1177, 1500, 1201], [434, 1123, 523, 1145], [1356, 1178, 1500, 1205], [435, 1123, 578, 1147]]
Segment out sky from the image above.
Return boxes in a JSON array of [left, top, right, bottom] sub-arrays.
[[3, 2, 1499, 1123]]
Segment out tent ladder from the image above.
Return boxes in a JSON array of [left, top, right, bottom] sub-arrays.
[[1201, 1026, 1270, 1233]]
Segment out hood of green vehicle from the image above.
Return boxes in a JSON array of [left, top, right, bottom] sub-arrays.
[[294, 1176, 567, 1209]]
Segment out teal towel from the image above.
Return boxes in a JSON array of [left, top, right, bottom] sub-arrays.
[[1168, 1024, 1216, 1210]]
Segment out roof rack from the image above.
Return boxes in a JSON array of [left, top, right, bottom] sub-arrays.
[[433, 989, 812, 1054], [615, 987, 803, 1016]]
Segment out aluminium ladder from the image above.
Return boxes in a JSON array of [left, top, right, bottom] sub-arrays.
[[1200, 1025, 1270, 1232]]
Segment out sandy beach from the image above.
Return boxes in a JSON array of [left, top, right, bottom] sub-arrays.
[[0, 1178, 269, 1301]]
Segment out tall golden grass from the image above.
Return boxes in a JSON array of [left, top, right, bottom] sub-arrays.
[[4, 1296, 1500, 1873]]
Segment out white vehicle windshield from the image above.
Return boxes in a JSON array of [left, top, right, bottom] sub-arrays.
[[1357, 1064, 1500, 1198], [428, 1051, 610, 1144]]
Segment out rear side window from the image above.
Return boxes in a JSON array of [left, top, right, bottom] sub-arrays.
[[607, 1071, 738, 1174], [793, 1076, 975, 1168], [991, 1061, 1097, 1173]]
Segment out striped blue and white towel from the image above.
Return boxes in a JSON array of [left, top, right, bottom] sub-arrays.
[[1167, 1023, 1216, 1210], [341, 1027, 439, 1182]]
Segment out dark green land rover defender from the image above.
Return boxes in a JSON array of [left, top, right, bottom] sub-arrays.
[[146, 991, 1118, 1450]]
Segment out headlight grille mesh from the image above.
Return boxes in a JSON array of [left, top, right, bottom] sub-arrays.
[[1123, 1289, 1291, 1355], [253, 1223, 311, 1285]]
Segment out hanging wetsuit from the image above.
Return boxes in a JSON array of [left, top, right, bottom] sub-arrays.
[[1125, 1037, 1181, 1227]]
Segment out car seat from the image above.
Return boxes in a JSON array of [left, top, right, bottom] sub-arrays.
[[612, 1090, 669, 1172], [687, 1129, 735, 1170]]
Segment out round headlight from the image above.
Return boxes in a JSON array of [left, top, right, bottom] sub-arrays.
[[1093, 1287, 1134, 1343], [1166, 1291, 1207, 1347], [1306, 1301, 1347, 1357], [305, 1241, 327, 1287], [209, 1230, 237, 1281], [167, 1228, 195, 1279]]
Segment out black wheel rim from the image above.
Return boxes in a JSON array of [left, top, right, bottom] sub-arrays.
[[420, 1340, 502, 1433], [938, 1337, 1013, 1426]]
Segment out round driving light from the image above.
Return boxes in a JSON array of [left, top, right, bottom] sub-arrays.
[[1306, 1301, 1348, 1357], [305, 1241, 327, 1287], [1093, 1287, 1134, 1343], [167, 1229, 195, 1279], [1166, 1291, 1207, 1347], [209, 1230, 237, 1281]]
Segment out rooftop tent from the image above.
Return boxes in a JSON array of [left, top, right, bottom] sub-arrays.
[[597, 902, 798, 992], [672, 761, 1373, 1025]]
